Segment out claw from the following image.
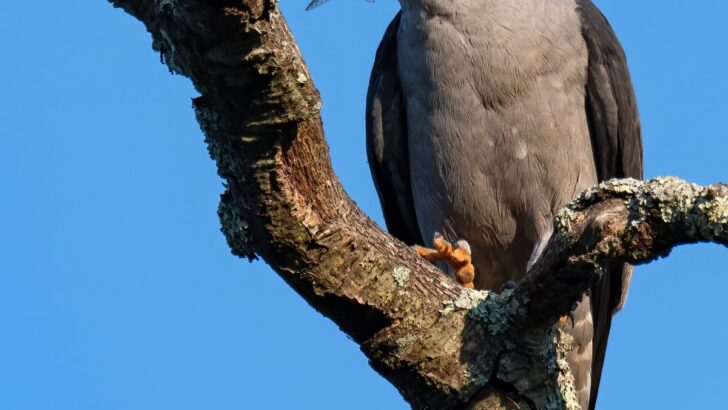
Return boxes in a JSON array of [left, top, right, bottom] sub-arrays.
[[416, 233, 476, 288]]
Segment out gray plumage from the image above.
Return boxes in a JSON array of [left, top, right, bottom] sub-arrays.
[[366, 1, 642, 409]]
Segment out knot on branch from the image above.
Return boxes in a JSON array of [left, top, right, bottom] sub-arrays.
[[552, 177, 728, 266]]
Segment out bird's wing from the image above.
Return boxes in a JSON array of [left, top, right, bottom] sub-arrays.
[[366, 12, 423, 246], [576, 1, 643, 408]]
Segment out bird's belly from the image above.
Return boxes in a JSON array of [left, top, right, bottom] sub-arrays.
[[408, 97, 597, 288], [398, 0, 597, 288]]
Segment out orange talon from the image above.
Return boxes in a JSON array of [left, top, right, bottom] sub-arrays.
[[416, 233, 476, 288]]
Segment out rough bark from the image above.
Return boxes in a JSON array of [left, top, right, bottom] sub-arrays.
[[107, 1, 728, 408]]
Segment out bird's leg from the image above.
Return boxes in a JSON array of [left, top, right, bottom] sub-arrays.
[[416, 233, 475, 288]]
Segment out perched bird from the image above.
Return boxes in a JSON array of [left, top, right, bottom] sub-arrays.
[[362, 1, 643, 409]]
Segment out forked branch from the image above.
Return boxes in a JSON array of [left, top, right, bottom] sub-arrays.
[[108, 1, 727, 408]]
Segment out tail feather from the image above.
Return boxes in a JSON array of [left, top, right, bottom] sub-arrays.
[[588, 263, 631, 409], [560, 294, 594, 409]]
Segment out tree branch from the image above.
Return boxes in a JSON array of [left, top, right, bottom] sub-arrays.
[[108, 1, 727, 408], [518, 178, 728, 333]]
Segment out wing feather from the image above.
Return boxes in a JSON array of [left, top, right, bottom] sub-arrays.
[[366, 13, 423, 246], [576, 2, 643, 408]]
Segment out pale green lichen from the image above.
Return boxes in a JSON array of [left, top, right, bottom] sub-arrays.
[[659, 204, 675, 223], [649, 177, 699, 224], [552, 180, 643, 244], [573, 178, 640, 205], [440, 288, 489, 315], [480, 303, 509, 335], [218, 199, 256, 260], [194, 104, 252, 184], [466, 288, 526, 335], [554, 207, 578, 244], [554, 330, 580, 410], [696, 196, 728, 237], [639, 177, 728, 239], [603, 177, 641, 195], [392, 266, 411, 287], [296, 72, 308, 84]]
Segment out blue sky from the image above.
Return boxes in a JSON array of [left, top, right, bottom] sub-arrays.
[[1, 1, 727, 409]]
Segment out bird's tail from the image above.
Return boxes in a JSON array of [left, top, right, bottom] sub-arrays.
[[588, 263, 632, 410]]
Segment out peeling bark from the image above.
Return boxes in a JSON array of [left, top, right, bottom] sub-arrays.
[[107, 1, 727, 408]]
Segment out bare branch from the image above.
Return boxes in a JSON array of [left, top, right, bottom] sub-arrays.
[[108, 1, 727, 408]]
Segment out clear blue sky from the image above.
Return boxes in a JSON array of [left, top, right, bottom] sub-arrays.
[[1, 1, 727, 409]]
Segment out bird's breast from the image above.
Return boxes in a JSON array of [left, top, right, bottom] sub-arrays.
[[398, 0, 598, 285]]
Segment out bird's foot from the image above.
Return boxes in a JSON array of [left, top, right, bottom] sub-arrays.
[[416, 233, 475, 288]]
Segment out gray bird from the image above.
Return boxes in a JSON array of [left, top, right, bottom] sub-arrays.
[[363, 0, 643, 409]]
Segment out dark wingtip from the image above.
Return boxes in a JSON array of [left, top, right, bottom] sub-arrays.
[[307, 0, 375, 11], [305, 0, 323, 11]]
